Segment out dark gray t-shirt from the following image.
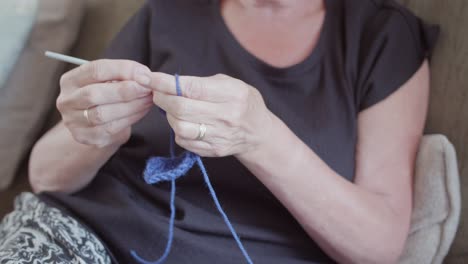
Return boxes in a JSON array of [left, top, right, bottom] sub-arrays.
[[40, 0, 437, 263]]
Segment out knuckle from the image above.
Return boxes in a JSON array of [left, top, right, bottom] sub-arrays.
[[73, 133, 89, 145], [174, 100, 188, 117], [251, 87, 263, 100], [184, 78, 203, 99], [79, 87, 95, 106], [62, 118, 73, 128], [103, 120, 119, 135], [88, 61, 106, 82], [118, 60, 144, 80], [235, 84, 250, 101], [232, 110, 243, 124], [212, 145, 226, 157], [120, 82, 137, 101], [124, 60, 142, 73], [174, 135, 184, 147], [225, 115, 239, 128], [174, 135, 181, 144], [55, 95, 65, 111], [59, 73, 70, 88], [56, 93, 76, 113], [173, 121, 186, 136], [92, 107, 105, 125], [214, 73, 228, 79], [222, 110, 242, 127], [93, 135, 110, 148], [95, 140, 110, 149]]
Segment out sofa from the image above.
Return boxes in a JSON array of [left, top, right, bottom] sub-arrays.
[[0, 0, 466, 263]]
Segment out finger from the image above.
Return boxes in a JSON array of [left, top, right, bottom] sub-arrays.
[[71, 126, 122, 148], [167, 114, 213, 140], [71, 109, 149, 147], [70, 126, 105, 146], [136, 72, 229, 102], [61, 59, 150, 89], [174, 135, 213, 156], [97, 108, 151, 136], [66, 81, 151, 109], [75, 95, 153, 126], [153, 91, 217, 122]]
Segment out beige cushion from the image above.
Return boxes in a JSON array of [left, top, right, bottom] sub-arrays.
[[400, 135, 461, 263], [399, 1, 468, 261], [0, 0, 84, 190]]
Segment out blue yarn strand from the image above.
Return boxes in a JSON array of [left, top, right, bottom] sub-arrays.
[[174, 73, 182, 96], [195, 156, 254, 264], [131, 74, 253, 264], [131, 126, 178, 264], [131, 178, 176, 264]]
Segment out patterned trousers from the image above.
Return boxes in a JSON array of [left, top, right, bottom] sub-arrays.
[[0, 192, 111, 264]]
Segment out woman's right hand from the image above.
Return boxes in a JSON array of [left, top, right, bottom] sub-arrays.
[[57, 60, 153, 149]]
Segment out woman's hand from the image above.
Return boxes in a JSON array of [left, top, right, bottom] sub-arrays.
[[134, 72, 273, 157], [57, 60, 154, 148]]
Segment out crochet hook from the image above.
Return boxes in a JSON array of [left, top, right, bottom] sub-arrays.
[[44, 51, 89, 65]]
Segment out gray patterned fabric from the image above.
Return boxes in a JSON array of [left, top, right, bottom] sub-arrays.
[[0, 192, 110, 264]]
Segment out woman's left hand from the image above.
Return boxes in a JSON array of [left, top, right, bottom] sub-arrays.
[[134, 72, 273, 158]]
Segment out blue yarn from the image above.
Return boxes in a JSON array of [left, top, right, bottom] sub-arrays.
[[143, 152, 197, 184], [131, 74, 253, 264], [195, 156, 253, 264], [130, 178, 176, 264]]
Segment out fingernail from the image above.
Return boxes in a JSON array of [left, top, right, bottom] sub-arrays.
[[134, 67, 151, 86]]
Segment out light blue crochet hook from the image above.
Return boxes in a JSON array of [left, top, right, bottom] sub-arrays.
[[44, 51, 89, 65]]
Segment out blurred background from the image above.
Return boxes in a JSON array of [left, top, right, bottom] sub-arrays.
[[0, 0, 466, 263]]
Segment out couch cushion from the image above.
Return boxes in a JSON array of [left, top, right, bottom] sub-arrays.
[[0, 0, 38, 88], [0, 0, 85, 190], [399, 1, 468, 261], [400, 135, 460, 263]]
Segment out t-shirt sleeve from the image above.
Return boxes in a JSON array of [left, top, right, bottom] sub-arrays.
[[356, 4, 439, 111], [100, 2, 151, 65]]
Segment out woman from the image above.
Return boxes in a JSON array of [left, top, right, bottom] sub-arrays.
[[0, 0, 437, 263]]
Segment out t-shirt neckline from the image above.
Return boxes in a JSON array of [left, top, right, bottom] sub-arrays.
[[212, 0, 333, 79]]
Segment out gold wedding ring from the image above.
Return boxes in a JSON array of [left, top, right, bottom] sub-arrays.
[[196, 123, 207, 141]]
